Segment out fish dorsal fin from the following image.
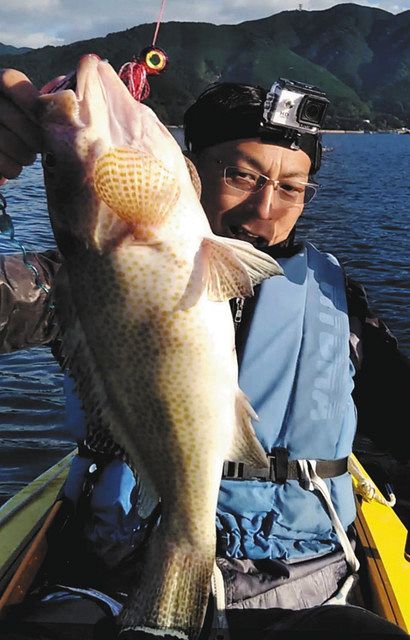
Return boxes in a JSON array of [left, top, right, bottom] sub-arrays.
[[94, 147, 180, 240], [181, 236, 283, 306], [225, 390, 268, 468]]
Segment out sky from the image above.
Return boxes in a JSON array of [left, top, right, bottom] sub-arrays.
[[0, 0, 409, 49]]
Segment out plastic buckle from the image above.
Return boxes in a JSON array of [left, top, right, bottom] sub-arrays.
[[81, 462, 98, 498]]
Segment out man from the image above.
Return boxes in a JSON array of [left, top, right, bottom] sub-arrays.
[[0, 69, 408, 638]]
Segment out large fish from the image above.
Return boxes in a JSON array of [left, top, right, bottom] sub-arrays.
[[37, 54, 282, 639]]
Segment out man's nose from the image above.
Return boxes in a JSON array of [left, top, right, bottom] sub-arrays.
[[250, 183, 277, 220]]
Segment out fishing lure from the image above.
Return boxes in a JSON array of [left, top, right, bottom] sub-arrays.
[[118, 0, 169, 101], [43, 1, 169, 103], [118, 45, 169, 102]]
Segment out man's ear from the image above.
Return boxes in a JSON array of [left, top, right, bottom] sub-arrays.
[[183, 150, 202, 199]]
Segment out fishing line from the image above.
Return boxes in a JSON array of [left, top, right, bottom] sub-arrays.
[[152, 0, 167, 47], [0, 192, 51, 297], [0, 1, 169, 297]]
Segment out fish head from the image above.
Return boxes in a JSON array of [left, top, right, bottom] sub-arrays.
[[37, 54, 201, 255]]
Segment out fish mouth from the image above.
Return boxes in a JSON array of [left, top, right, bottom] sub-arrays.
[[38, 54, 187, 196], [78, 55, 139, 131], [39, 54, 137, 140], [228, 224, 269, 248]]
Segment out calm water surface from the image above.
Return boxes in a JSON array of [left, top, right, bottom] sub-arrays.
[[0, 132, 409, 505]]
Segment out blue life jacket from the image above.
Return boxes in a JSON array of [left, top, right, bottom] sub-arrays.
[[63, 242, 356, 565], [216, 242, 357, 561], [63, 375, 145, 565]]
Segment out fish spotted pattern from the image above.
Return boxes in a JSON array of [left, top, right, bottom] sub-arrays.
[[37, 54, 282, 639]]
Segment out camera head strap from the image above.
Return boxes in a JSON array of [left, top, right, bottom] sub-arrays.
[[259, 78, 329, 174], [258, 125, 323, 175], [188, 78, 329, 175]]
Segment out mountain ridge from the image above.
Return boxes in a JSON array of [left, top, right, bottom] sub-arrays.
[[0, 3, 408, 129], [0, 42, 32, 56]]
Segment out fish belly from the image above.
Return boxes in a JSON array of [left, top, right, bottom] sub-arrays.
[[60, 241, 237, 638]]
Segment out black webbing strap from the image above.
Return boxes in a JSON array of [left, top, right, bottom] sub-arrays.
[[222, 449, 348, 484], [76, 441, 118, 522]]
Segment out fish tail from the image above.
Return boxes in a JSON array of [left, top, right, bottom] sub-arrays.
[[118, 528, 214, 640]]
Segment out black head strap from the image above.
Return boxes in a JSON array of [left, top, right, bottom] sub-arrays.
[[187, 108, 322, 173]]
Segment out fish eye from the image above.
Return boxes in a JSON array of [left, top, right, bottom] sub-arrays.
[[42, 152, 57, 170]]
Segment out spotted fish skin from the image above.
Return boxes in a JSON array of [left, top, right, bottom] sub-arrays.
[[37, 55, 282, 639]]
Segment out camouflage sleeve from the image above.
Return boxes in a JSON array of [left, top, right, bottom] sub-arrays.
[[346, 276, 410, 460], [0, 249, 62, 353]]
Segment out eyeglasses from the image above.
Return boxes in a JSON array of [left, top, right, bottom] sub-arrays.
[[215, 161, 318, 205]]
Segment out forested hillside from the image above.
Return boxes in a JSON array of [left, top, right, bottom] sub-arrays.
[[1, 3, 409, 129]]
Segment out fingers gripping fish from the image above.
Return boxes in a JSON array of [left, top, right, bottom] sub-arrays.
[[37, 55, 283, 639]]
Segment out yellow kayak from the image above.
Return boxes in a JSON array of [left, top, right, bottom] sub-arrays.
[[0, 450, 408, 634], [351, 454, 410, 633], [0, 450, 76, 612]]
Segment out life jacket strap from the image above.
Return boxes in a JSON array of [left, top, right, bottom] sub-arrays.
[[222, 449, 348, 483], [297, 459, 360, 572]]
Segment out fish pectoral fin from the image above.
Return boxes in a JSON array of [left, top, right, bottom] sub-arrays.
[[93, 147, 180, 241], [217, 236, 283, 286], [226, 390, 269, 468], [178, 236, 251, 309], [199, 236, 254, 302], [202, 236, 283, 302]]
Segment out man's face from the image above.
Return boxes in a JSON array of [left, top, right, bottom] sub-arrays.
[[194, 138, 312, 247]]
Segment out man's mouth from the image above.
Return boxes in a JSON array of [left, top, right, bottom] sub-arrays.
[[228, 225, 269, 248]]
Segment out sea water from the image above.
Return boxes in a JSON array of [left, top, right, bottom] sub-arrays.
[[0, 132, 409, 507]]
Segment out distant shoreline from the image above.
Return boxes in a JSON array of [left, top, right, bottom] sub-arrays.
[[323, 130, 364, 134], [168, 125, 409, 135], [323, 129, 410, 134]]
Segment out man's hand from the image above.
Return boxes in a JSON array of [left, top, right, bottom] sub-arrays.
[[0, 69, 41, 185]]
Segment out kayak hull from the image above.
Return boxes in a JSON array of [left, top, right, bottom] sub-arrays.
[[0, 450, 75, 612], [353, 455, 410, 633], [0, 451, 408, 634]]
